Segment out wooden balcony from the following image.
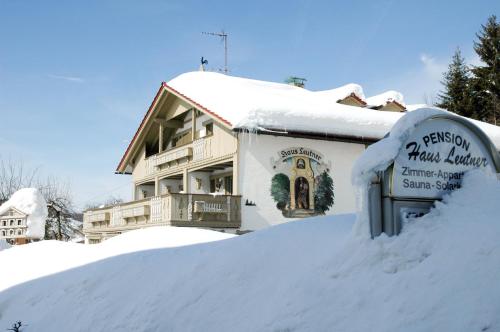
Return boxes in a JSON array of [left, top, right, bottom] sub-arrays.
[[83, 193, 241, 234], [144, 136, 214, 176]]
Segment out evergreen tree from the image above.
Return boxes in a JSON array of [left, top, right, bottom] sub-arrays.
[[470, 15, 500, 125], [436, 48, 473, 118], [314, 172, 334, 214], [270, 173, 290, 210]]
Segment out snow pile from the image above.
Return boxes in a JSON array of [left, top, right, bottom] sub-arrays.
[[406, 103, 430, 111], [366, 90, 405, 107], [167, 72, 500, 148], [350, 108, 499, 236], [352, 108, 444, 187], [312, 83, 366, 102], [0, 188, 47, 239], [0, 171, 499, 331], [0, 226, 234, 291]]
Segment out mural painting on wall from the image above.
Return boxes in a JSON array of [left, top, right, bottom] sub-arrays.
[[270, 147, 334, 218]]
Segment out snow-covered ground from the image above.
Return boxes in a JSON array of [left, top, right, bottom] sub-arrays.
[[0, 171, 499, 331], [0, 227, 234, 292]]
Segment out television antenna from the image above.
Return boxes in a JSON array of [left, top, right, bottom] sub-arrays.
[[202, 30, 228, 74]]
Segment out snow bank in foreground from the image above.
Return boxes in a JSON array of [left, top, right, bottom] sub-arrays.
[[0, 227, 234, 291], [1, 172, 499, 331], [0, 188, 47, 238]]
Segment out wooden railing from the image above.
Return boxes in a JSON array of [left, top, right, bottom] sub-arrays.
[[143, 136, 214, 176], [83, 193, 241, 233]]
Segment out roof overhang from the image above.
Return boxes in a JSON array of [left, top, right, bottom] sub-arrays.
[[115, 82, 234, 174], [233, 126, 380, 145]]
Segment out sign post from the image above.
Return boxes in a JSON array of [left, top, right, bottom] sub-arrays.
[[368, 114, 500, 238]]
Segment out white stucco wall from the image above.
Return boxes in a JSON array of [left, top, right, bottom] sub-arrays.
[[237, 134, 366, 230], [188, 171, 211, 194], [159, 178, 183, 194]]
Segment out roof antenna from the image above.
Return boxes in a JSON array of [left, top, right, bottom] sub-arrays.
[[200, 57, 208, 71], [202, 30, 228, 74]]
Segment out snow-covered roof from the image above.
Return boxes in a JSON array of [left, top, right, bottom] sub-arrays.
[[365, 90, 405, 108], [167, 72, 403, 140], [311, 83, 366, 104], [0, 188, 47, 239], [117, 72, 500, 172], [166, 72, 500, 147]]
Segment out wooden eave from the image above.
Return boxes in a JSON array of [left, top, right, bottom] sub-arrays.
[[337, 93, 367, 106], [116, 82, 234, 174]]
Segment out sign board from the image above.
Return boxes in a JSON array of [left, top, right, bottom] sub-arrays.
[[391, 117, 498, 199], [368, 113, 500, 238]]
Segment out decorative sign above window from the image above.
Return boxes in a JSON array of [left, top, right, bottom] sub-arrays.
[[391, 117, 498, 199]]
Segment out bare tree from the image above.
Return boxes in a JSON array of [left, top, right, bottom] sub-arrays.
[[0, 158, 39, 202], [84, 195, 124, 211], [0, 158, 82, 241]]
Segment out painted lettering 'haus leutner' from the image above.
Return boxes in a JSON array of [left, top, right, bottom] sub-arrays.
[[83, 72, 500, 243]]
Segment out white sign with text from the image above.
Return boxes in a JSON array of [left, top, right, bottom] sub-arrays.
[[392, 118, 496, 199]]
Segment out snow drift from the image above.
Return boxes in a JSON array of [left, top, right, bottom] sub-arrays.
[[0, 188, 47, 239], [0, 171, 499, 331], [0, 226, 234, 291]]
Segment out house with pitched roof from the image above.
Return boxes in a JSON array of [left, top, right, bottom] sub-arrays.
[[83, 72, 500, 243]]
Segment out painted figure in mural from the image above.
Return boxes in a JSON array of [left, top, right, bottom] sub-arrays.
[[296, 158, 306, 169], [297, 177, 309, 209]]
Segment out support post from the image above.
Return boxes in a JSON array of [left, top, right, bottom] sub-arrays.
[[191, 109, 196, 141], [159, 122, 164, 153], [183, 169, 189, 193], [154, 177, 160, 196]]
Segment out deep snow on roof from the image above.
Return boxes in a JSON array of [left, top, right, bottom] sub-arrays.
[[167, 72, 500, 147], [311, 83, 366, 102], [365, 90, 405, 107]]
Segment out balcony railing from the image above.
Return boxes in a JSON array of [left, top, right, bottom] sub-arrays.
[[83, 193, 241, 233], [144, 136, 214, 176]]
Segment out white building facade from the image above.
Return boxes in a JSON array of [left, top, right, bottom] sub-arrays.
[[83, 71, 500, 243]]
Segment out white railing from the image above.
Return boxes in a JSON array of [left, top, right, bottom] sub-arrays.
[[83, 193, 241, 232], [154, 146, 192, 167], [150, 196, 163, 223], [192, 136, 213, 162], [88, 212, 110, 223], [145, 157, 157, 176]]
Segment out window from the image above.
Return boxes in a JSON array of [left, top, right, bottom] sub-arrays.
[[205, 123, 213, 136], [17, 219, 22, 226], [9, 220, 14, 226], [224, 176, 233, 195], [1, 230, 5, 236], [9, 229, 14, 235], [172, 130, 191, 148], [2, 220, 6, 226], [17, 229, 22, 235]]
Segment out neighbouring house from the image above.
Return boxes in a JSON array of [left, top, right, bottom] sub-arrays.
[[0, 207, 29, 245], [0, 188, 48, 245], [83, 71, 500, 243]]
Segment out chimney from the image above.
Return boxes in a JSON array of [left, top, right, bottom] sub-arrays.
[[285, 76, 307, 88]]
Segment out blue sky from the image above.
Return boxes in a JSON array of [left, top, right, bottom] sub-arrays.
[[0, 0, 498, 209]]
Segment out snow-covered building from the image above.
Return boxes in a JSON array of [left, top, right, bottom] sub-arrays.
[[0, 207, 29, 245], [83, 72, 500, 243], [0, 188, 48, 245]]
